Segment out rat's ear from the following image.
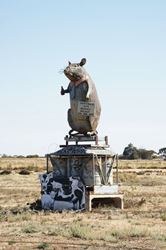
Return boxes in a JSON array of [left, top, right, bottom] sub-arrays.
[[68, 61, 71, 65], [80, 58, 86, 66]]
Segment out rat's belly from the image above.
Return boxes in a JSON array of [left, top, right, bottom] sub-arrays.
[[67, 80, 101, 134]]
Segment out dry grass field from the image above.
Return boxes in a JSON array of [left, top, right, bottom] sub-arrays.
[[0, 158, 166, 249], [0, 157, 45, 172]]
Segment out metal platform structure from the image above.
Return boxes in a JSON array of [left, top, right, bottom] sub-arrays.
[[44, 135, 123, 211]]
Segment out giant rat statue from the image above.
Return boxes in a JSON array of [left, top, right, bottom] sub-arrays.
[[61, 58, 101, 136]]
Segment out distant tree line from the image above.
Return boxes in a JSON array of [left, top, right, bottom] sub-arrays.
[[0, 154, 41, 158], [1, 146, 166, 160], [120, 143, 166, 160]]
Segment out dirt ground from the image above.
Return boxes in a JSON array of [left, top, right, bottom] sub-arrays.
[[0, 159, 166, 250]]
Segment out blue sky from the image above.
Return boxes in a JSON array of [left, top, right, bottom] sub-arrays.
[[0, 0, 165, 155]]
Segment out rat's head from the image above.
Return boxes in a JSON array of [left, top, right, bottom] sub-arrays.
[[64, 58, 87, 82]]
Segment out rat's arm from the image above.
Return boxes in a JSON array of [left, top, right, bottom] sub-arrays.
[[60, 85, 70, 95]]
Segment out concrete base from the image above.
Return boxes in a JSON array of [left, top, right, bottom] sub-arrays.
[[86, 191, 123, 211], [94, 185, 119, 194]]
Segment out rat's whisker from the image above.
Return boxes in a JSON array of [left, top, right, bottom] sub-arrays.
[[58, 67, 65, 74], [58, 70, 64, 74]]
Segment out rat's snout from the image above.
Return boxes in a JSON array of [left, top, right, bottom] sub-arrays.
[[64, 66, 69, 74]]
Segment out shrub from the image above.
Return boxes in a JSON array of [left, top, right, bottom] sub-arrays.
[[158, 147, 166, 160], [16, 155, 25, 158], [159, 148, 166, 154], [1, 154, 8, 158], [68, 224, 91, 239], [123, 143, 139, 160], [19, 169, 30, 175], [22, 224, 39, 234], [8, 240, 15, 245], [161, 212, 166, 221], [138, 149, 154, 160], [26, 154, 39, 158], [37, 242, 49, 249], [0, 169, 11, 175], [122, 143, 155, 160]]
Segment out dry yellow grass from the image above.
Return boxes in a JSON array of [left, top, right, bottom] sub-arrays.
[[119, 159, 166, 169], [0, 157, 45, 172], [0, 159, 166, 249], [1, 157, 166, 172]]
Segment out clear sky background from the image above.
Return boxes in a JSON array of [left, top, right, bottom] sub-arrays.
[[0, 0, 165, 156]]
